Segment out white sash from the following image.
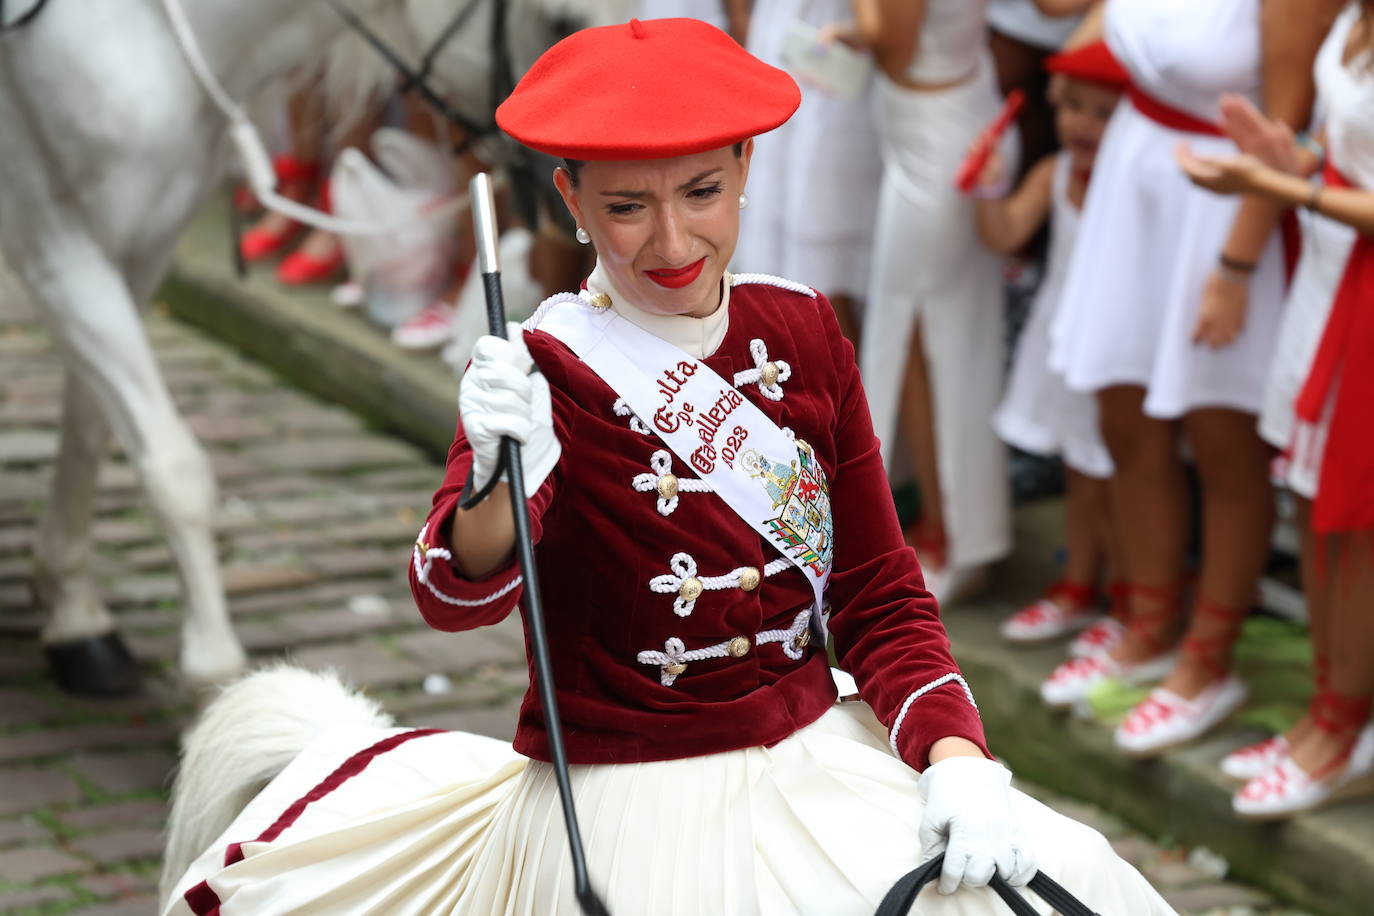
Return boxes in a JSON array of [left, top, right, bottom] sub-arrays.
[[536, 297, 833, 636]]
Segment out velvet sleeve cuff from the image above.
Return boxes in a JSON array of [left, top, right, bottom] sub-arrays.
[[409, 494, 524, 632], [889, 676, 993, 771]]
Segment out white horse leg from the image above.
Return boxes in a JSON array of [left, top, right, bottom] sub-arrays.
[[32, 376, 144, 694], [21, 232, 245, 691]]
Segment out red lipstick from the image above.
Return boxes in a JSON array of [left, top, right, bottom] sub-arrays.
[[645, 257, 706, 289]]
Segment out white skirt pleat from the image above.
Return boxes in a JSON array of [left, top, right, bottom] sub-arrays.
[[165, 705, 1174, 915], [1049, 103, 1286, 418]]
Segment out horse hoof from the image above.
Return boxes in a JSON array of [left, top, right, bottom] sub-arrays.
[[44, 633, 142, 697]]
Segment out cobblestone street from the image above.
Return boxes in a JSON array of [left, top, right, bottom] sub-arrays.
[[0, 268, 1308, 914]]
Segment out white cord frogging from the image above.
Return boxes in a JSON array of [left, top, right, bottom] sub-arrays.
[[159, 0, 471, 236]]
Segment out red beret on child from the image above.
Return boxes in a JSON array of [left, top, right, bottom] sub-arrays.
[[1044, 40, 1131, 91], [495, 18, 801, 160]]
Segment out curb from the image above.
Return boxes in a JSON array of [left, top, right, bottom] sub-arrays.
[[162, 205, 1374, 916]]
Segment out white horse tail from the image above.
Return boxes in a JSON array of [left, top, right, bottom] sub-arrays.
[[160, 663, 394, 906]]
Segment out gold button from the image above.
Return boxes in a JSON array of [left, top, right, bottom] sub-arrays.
[[664, 662, 687, 676], [679, 577, 704, 602], [589, 292, 612, 310], [656, 473, 680, 499], [793, 630, 811, 649], [761, 361, 781, 387], [728, 636, 751, 658], [738, 567, 761, 591]]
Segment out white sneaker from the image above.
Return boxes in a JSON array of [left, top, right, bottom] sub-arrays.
[[1114, 675, 1249, 757], [1068, 617, 1127, 657], [391, 300, 457, 349], [1039, 650, 1177, 708], [1234, 724, 1374, 820], [1220, 734, 1291, 781]]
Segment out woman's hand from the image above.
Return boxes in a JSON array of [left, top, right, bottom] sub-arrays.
[[1218, 93, 1306, 174], [1192, 269, 1251, 349], [970, 145, 1009, 195], [918, 756, 1037, 895], [816, 20, 864, 50], [1176, 146, 1271, 196], [459, 323, 561, 497]]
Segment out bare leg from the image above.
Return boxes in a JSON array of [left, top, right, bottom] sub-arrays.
[[1157, 408, 1275, 698], [1282, 496, 1332, 748], [1096, 386, 1189, 662], [1063, 468, 1109, 588], [899, 321, 945, 566], [1288, 529, 1374, 775]]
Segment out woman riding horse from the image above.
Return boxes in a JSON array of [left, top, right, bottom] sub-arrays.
[[163, 17, 1172, 914]]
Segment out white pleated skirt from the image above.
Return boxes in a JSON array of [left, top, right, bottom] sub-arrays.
[[1050, 103, 1287, 418], [164, 704, 1173, 916], [1259, 209, 1354, 497]]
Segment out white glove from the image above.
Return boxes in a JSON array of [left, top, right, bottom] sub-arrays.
[[917, 757, 1037, 895], [458, 323, 561, 497]]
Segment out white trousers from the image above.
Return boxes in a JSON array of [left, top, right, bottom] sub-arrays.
[[860, 64, 1012, 569]]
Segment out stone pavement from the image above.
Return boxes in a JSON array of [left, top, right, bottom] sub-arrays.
[[0, 259, 1315, 916]]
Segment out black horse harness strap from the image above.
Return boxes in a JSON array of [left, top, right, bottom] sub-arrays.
[[0, 0, 50, 31], [321, 0, 511, 154], [874, 853, 1102, 916]]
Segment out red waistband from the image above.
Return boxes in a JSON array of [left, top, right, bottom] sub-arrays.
[[1323, 160, 1354, 190], [1128, 87, 1224, 137]]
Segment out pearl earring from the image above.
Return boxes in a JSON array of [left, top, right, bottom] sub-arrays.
[[575, 227, 591, 244], [738, 193, 749, 210]]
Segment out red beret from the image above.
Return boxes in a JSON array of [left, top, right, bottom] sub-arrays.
[[1044, 40, 1131, 91], [496, 18, 801, 161]]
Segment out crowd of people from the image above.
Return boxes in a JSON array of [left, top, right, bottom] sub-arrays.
[[235, 0, 1374, 824]]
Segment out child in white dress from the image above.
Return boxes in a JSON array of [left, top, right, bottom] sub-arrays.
[[968, 41, 1130, 652]]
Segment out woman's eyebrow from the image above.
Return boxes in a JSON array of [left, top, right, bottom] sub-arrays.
[[600, 168, 725, 198]]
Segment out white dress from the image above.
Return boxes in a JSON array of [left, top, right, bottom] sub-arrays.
[[860, 0, 1014, 570], [986, 0, 1080, 51], [1049, 0, 1287, 419], [1261, 2, 1374, 497], [735, 0, 882, 300], [994, 154, 1113, 479]]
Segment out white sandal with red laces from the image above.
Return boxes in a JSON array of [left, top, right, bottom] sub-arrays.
[[1000, 581, 1101, 642], [1039, 649, 1177, 708], [1114, 675, 1249, 756], [1234, 724, 1374, 819], [1068, 617, 1127, 657], [1220, 734, 1291, 781]]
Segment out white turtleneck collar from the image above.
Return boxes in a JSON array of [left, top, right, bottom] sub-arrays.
[[584, 261, 732, 359]]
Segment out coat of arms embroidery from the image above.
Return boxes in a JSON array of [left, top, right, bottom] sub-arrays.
[[737, 440, 834, 576]]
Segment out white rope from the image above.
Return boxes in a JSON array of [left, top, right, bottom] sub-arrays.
[[160, 0, 473, 236], [888, 673, 980, 757], [631, 450, 712, 516], [523, 292, 583, 332], [615, 398, 651, 436], [730, 273, 817, 298], [411, 524, 522, 607], [732, 338, 792, 401], [754, 609, 812, 660], [648, 552, 790, 617]]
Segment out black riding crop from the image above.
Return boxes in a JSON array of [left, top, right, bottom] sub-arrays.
[[462, 172, 610, 916]]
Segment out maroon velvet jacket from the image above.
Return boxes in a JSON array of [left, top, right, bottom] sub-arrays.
[[408, 276, 989, 771]]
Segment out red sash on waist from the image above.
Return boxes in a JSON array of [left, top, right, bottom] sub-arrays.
[[1295, 163, 1374, 533], [1129, 88, 1302, 277], [1129, 87, 1225, 136]]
